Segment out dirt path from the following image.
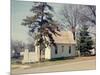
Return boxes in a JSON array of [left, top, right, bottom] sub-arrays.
[[11, 56, 96, 75]]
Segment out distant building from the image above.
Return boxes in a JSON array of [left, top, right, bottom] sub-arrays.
[[22, 31, 76, 63]]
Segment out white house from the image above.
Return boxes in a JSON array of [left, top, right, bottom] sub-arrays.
[[22, 31, 76, 63]]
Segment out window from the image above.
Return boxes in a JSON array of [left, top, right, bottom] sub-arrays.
[[53, 43, 58, 54], [54, 45, 58, 54], [55, 47, 58, 54], [62, 46, 64, 52], [69, 46, 71, 54]]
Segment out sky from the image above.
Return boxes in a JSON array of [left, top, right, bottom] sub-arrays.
[[11, 0, 96, 44], [11, 0, 64, 44]]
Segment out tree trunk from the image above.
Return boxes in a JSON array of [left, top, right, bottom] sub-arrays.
[[71, 26, 76, 40], [39, 49, 42, 61], [73, 31, 75, 40], [39, 44, 45, 62]]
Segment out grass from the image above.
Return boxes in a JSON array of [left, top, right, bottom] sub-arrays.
[[11, 56, 96, 69], [11, 57, 75, 69]]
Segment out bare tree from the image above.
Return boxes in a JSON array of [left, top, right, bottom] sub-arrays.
[[61, 4, 96, 40], [11, 40, 25, 58], [26, 40, 35, 52], [79, 5, 96, 37], [80, 5, 96, 25], [62, 4, 81, 40]]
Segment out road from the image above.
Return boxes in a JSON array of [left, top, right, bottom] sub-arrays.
[[12, 58, 96, 75]]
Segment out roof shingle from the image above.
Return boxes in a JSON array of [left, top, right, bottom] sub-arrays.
[[53, 31, 76, 44]]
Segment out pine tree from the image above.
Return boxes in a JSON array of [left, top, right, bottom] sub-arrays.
[[21, 2, 60, 61], [77, 25, 93, 56]]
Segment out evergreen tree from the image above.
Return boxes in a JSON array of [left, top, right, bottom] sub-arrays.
[[77, 25, 93, 56], [21, 2, 60, 61]]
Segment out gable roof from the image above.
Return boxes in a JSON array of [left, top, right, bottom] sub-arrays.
[[53, 31, 76, 44]]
